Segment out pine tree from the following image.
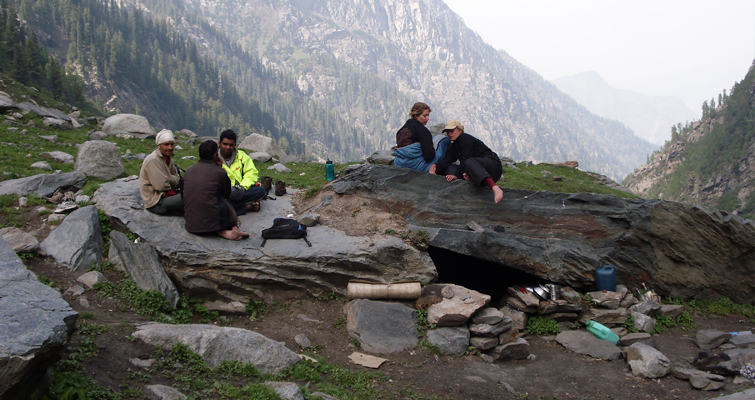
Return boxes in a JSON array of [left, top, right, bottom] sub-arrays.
[[46, 56, 63, 99]]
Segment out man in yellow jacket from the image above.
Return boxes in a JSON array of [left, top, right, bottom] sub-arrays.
[[218, 129, 267, 215]]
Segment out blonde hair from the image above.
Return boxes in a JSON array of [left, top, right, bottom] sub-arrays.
[[409, 102, 431, 119]]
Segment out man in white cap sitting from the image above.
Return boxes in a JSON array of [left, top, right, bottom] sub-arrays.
[[139, 129, 183, 215]]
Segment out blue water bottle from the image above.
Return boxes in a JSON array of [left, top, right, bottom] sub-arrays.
[[595, 265, 617, 292], [325, 159, 335, 181]]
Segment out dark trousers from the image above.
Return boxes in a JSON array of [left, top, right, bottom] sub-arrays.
[[147, 194, 183, 215], [230, 186, 267, 215], [439, 157, 502, 186]]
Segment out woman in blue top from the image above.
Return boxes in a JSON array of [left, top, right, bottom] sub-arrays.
[[394, 102, 450, 172]]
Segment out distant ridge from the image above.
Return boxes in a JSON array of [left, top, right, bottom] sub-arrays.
[[551, 71, 697, 145]]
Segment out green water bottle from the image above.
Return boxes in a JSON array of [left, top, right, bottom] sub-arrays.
[[586, 321, 619, 344], [325, 159, 335, 181]]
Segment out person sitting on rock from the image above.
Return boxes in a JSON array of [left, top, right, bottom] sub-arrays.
[[139, 129, 183, 215], [429, 120, 505, 204], [217, 129, 267, 215], [182, 140, 249, 241], [394, 102, 450, 172]]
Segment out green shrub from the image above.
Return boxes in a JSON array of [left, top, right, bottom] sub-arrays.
[[525, 316, 559, 335]]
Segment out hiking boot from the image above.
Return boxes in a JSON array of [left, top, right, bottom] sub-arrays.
[[55, 191, 78, 214], [275, 180, 287, 197], [48, 189, 64, 204], [260, 176, 273, 193]]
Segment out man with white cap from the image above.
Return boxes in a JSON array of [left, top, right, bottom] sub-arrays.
[[429, 120, 504, 203], [139, 129, 183, 215]]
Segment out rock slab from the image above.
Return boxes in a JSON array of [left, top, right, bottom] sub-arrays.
[[0, 171, 87, 198], [555, 330, 621, 361], [0, 236, 78, 399], [627, 343, 670, 378], [346, 299, 417, 354], [74, 140, 125, 180], [40, 205, 103, 270], [132, 323, 300, 374]]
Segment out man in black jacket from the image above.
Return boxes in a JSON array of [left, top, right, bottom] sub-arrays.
[[429, 120, 504, 203]]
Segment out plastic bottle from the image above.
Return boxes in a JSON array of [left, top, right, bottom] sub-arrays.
[[586, 320, 619, 344], [325, 159, 335, 181], [595, 265, 617, 292]]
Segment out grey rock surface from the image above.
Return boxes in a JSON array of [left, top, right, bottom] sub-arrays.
[[697, 329, 732, 350], [469, 317, 513, 337], [238, 133, 286, 157], [0, 236, 78, 399], [470, 336, 498, 351], [268, 163, 292, 173], [42, 117, 72, 130], [294, 333, 311, 348], [298, 214, 320, 227], [555, 331, 621, 360], [627, 343, 670, 378], [709, 388, 755, 399], [16, 102, 71, 121], [332, 165, 755, 303], [367, 150, 394, 165], [132, 323, 300, 374], [102, 114, 155, 136], [472, 307, 504, 325], [30, 161, 52, 170], [76, 271, 107, 288], [265, 382, 305, 400], [583, 308, 627, 326], [40, 205, 103, 270], [730, 333, 755, 349], [424, 284, 490, 326], [586, 290, 623, 309], [75, 140, 125, 180], [487, 337, 530, 361], [0, 91, 14, 111], [146, 384, 187, 400], [249, 151, 272, 163], [40, 151, 75, 164], [93, 179, 436, 303], [426, 326, 470, 355], [0, 227, 39, 253], [659, 304, 685, 318], [618, 332, 655, 347], [0, 171, 87, 197], [631, 311, 657, 333], [346, 299, 417, 354], [108, 231, 179, 308], [499, 305, 527, 331], [629, 301, 662, 316]]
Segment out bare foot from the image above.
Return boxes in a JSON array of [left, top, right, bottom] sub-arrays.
[[231, 226, 250, 239], [463, 173, 471, 181], [217, 229, 241, 240], [492, 185, 503, 204]]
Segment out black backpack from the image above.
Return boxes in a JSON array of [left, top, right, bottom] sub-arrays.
[[261, 218, 311, 247]]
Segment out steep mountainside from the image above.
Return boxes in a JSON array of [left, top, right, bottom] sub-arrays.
[[624, 61, 755, 217], [129, 0, 654, 180], [551, 71, 697, 146]]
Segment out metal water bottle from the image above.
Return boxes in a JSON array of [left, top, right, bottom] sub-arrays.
[[325, 159, 335, 181]]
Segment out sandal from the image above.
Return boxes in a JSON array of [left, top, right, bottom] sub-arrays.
[[246, 201, 261, 212]]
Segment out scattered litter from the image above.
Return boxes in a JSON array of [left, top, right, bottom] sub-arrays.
[[298, 354, 318, 363], [349, 352, 387, 369]]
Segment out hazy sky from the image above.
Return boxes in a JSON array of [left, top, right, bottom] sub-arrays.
[[442, 0, 755, 112]]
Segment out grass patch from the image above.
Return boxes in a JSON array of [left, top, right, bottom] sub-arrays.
[[525, 316, 560, 336], [500, 163, 639, 198]]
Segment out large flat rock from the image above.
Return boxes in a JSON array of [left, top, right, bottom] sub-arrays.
[[0, 171, 87, 198], [331, 165, 755, 303], [0, 236, 78, 399], [93, 179, 436, 305]]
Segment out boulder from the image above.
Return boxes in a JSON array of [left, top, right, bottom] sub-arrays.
[[710, 389, 755, 400], [0, 236, 78, 399], [470, 336, 498, 351], [238, 133, 286, 158], [40, 151, 75, 164], [264, 382, 304, 400], [16, 102, 71, 121], [74, 140, 125, 180], [730, 333, 755, 349], [102, 114, 155, 138], [39, 205, 103, 270], [108, 231, 179, 307], [0, 91, 14, 111], [146, 385, 187, 400], [30, 161, 52, 170], [76, 271, 107, 288], [631, 312, 657, 333], [346, 299, 417, 354], [279, 155, 302, 164], [658, 304, 685, 319], [586, 290, 623, 309], [132, 323, 300, 374], [487, 337, 530, 361], [697, 329, 732, 350], [499, 305, 527, 331], [0, 171, 86, 198], [629, 301, 662, 316], [426, 326, 469, 355], [42, 117, 72, 130], [424, 284, 490, 326], [627, 343, 670, 378], [249, 152, 272, 163], [555, 331, 621, 361], [583, 308, 627, 326], [368, 150, 394, 165], [178, 129, 196, 138], [471, 307, 504, 325], [93, 179, 436, 303], [0, 227, 39, 253], [469, 317, 513, 337], [331, 165, 755, 303], [618, 332, 655, 347], [267, 163, 292, 173]]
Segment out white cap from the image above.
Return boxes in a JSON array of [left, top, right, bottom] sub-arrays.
[[155, 129, 175, 145]]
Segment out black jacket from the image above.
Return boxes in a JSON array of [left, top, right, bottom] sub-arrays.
[[396, 118, 435, 162], [434, 132, 499, 178]]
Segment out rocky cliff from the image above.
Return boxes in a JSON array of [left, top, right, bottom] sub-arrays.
[[624, 62, 755, 218], [127, 0, 654, 181]]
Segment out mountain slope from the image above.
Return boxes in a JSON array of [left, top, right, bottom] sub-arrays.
[[624, 61, 755, 217], [551, 71, 697, 146], [138, 0, 655, 180]]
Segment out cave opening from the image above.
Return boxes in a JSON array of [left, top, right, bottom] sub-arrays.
[[427, 246, 550, 305]]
